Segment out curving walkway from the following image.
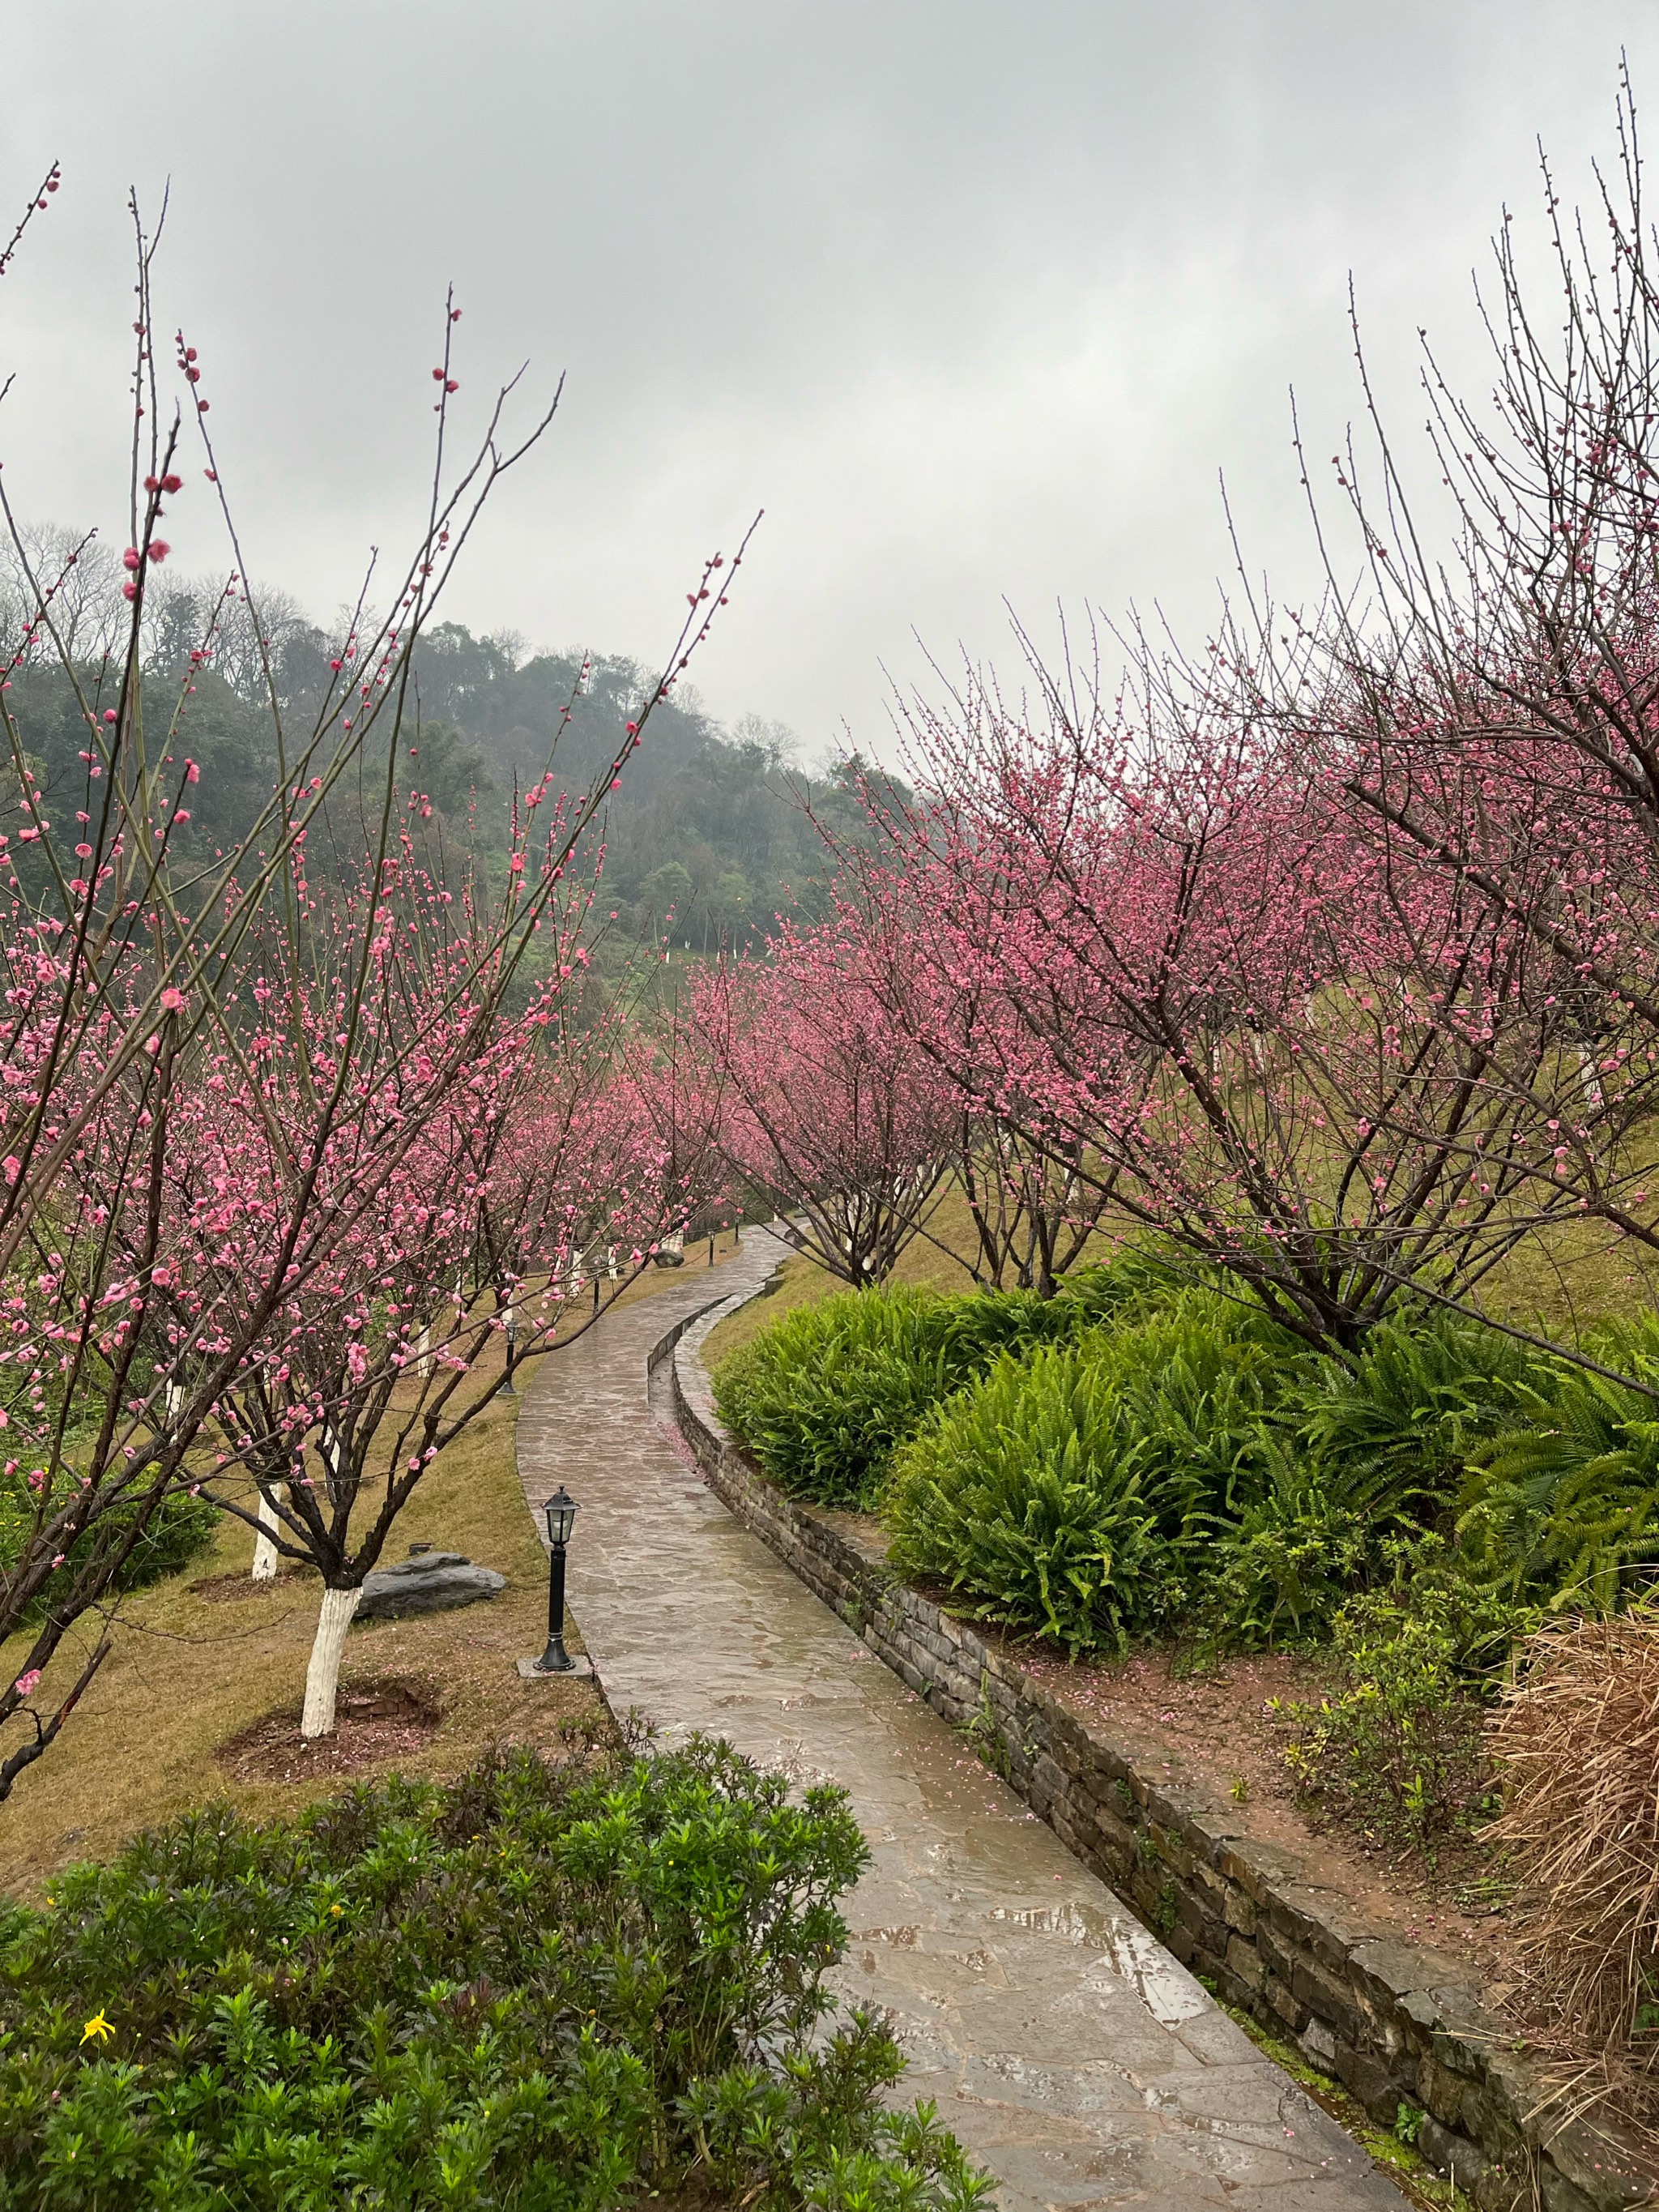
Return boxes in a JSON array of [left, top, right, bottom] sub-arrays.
[[515, 1236, 1399, 2212]]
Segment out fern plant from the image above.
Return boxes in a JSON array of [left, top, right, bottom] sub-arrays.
[[711, 1288, 951, 1506], [1196, 1458, 1375, 1650], [886, 1339, 1175, 1656], [711, 1281, 1095, 1507], [1295, 1302, 1529, 1517], [710, 1253, 1196, 1511], [1460, 1316, 1659, 1612], [886, 1290, 1298, 1655]]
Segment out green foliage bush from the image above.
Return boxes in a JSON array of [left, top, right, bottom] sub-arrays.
[[1196, 1303, 1529, 1649], [1460, 1313, 1659, 1614], [0, 1474, 218, 1623], [711, 1282, 1084, 1507], [1273, 1540, 1522, 1856], [712, 1288, 950, 1507], [0, 1738, 987, 2212], [885, 1339, 1174, 1656], [1195, 1463, 1375, 1650], [1295, 1304, 1529, 1512], [721, 1253, 1659, 1690], [887, 1290, 1299, 1655]]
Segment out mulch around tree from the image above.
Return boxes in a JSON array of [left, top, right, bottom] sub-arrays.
[[218, 1675, 443, 1784], [190, 1565, 320, 1603]]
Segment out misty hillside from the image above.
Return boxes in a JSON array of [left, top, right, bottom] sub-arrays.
[[0, 551, 901, 946], [399, 623, 900, 947]]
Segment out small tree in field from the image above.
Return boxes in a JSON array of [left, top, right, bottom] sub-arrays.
[[687, 925, 956, 1286], [160, 936, 697, 1737], [808, 886, 1112, 1295]]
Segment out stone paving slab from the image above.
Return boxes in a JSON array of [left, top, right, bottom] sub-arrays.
[[514, 1239, 1399, 2212]]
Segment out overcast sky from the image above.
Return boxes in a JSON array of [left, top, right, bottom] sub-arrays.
[[2, 2, 1656, 756]]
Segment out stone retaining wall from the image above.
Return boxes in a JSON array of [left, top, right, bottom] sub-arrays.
[[650, 1291, 1653, 2212]]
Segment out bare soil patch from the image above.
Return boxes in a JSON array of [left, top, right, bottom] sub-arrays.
[[1021, 1644, 1518, 1987], [190, 1565, 319, 1603], [218, 1675, 443, 1784]]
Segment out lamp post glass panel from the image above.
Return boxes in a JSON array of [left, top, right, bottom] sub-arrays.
[[537, 1486, 579, 1672]]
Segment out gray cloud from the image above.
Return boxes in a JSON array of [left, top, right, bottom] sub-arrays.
[[2, 1, 1653, 753]]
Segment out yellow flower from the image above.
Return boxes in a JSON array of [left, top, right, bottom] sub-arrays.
[[79, 2011, 113, 2046], [330, 1904, 343, 1916]]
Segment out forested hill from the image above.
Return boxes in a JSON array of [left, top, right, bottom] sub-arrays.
[[0, 575, 902, 947], [399, 623, 900, 948]]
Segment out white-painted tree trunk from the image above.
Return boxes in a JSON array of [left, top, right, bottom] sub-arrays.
[[301, 1585, 362, 1738], [250, 1484, 284, 1582]]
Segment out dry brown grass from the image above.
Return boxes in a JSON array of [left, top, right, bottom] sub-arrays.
[[0, 1247, 748, 1901], [1491, 1611, 1659, 2143]]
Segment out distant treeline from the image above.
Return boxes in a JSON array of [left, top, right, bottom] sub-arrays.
[[0, 533, 903, 953]]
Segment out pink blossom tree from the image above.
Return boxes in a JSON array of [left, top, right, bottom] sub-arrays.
[[830, 636, 1630, 1352], [686, 924, 957, 1285], [146, 918, 695, 1736], [0, 173, 745, 1778], [1202, 81, 1659, 1284]]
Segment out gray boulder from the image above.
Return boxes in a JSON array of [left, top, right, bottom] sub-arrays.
[[356, 1547, 506, 1622]]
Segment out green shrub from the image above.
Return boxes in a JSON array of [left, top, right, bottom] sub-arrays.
[[712, 1287, 954, 1506], [886, 1338, 1175, 1655], [1273, 1541, 1520, 1858], [1196, 1460, 1375, 1650], [1296, 1302, 1529, 1511], [1201, 1305, 1532, 1650], [0, 1475, 219, 1623], [1098, 1290, 1299, 1513], [886, 1291, 1296, 1655], [1459, 1313, 1659, 1613], [712, 1282, 1084, 1507], [723, 1255, 1636, 1674], [0, 1738, 987, 2212], [1045, 1245, 1199, 1328]]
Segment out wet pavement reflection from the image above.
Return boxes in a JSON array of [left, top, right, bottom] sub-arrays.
[[516, 1239, 1398, 2211]]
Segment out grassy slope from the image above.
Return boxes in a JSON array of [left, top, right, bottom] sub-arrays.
[[706, 1189, 998, 1366], [0, 1248, 748, 1900], [706, 1177, 1659, 1370]]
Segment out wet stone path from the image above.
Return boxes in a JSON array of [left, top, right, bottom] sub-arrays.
[[515, 1237, 1398, 2212]]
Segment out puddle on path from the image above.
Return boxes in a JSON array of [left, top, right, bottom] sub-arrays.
[[989, 1902, 1213, 2026]]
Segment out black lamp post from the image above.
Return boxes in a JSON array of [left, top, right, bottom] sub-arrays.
[[535, 1485, 578, 1672]]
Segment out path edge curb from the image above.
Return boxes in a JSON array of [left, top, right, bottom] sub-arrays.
[[648, 1289, 1653, 2212]]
